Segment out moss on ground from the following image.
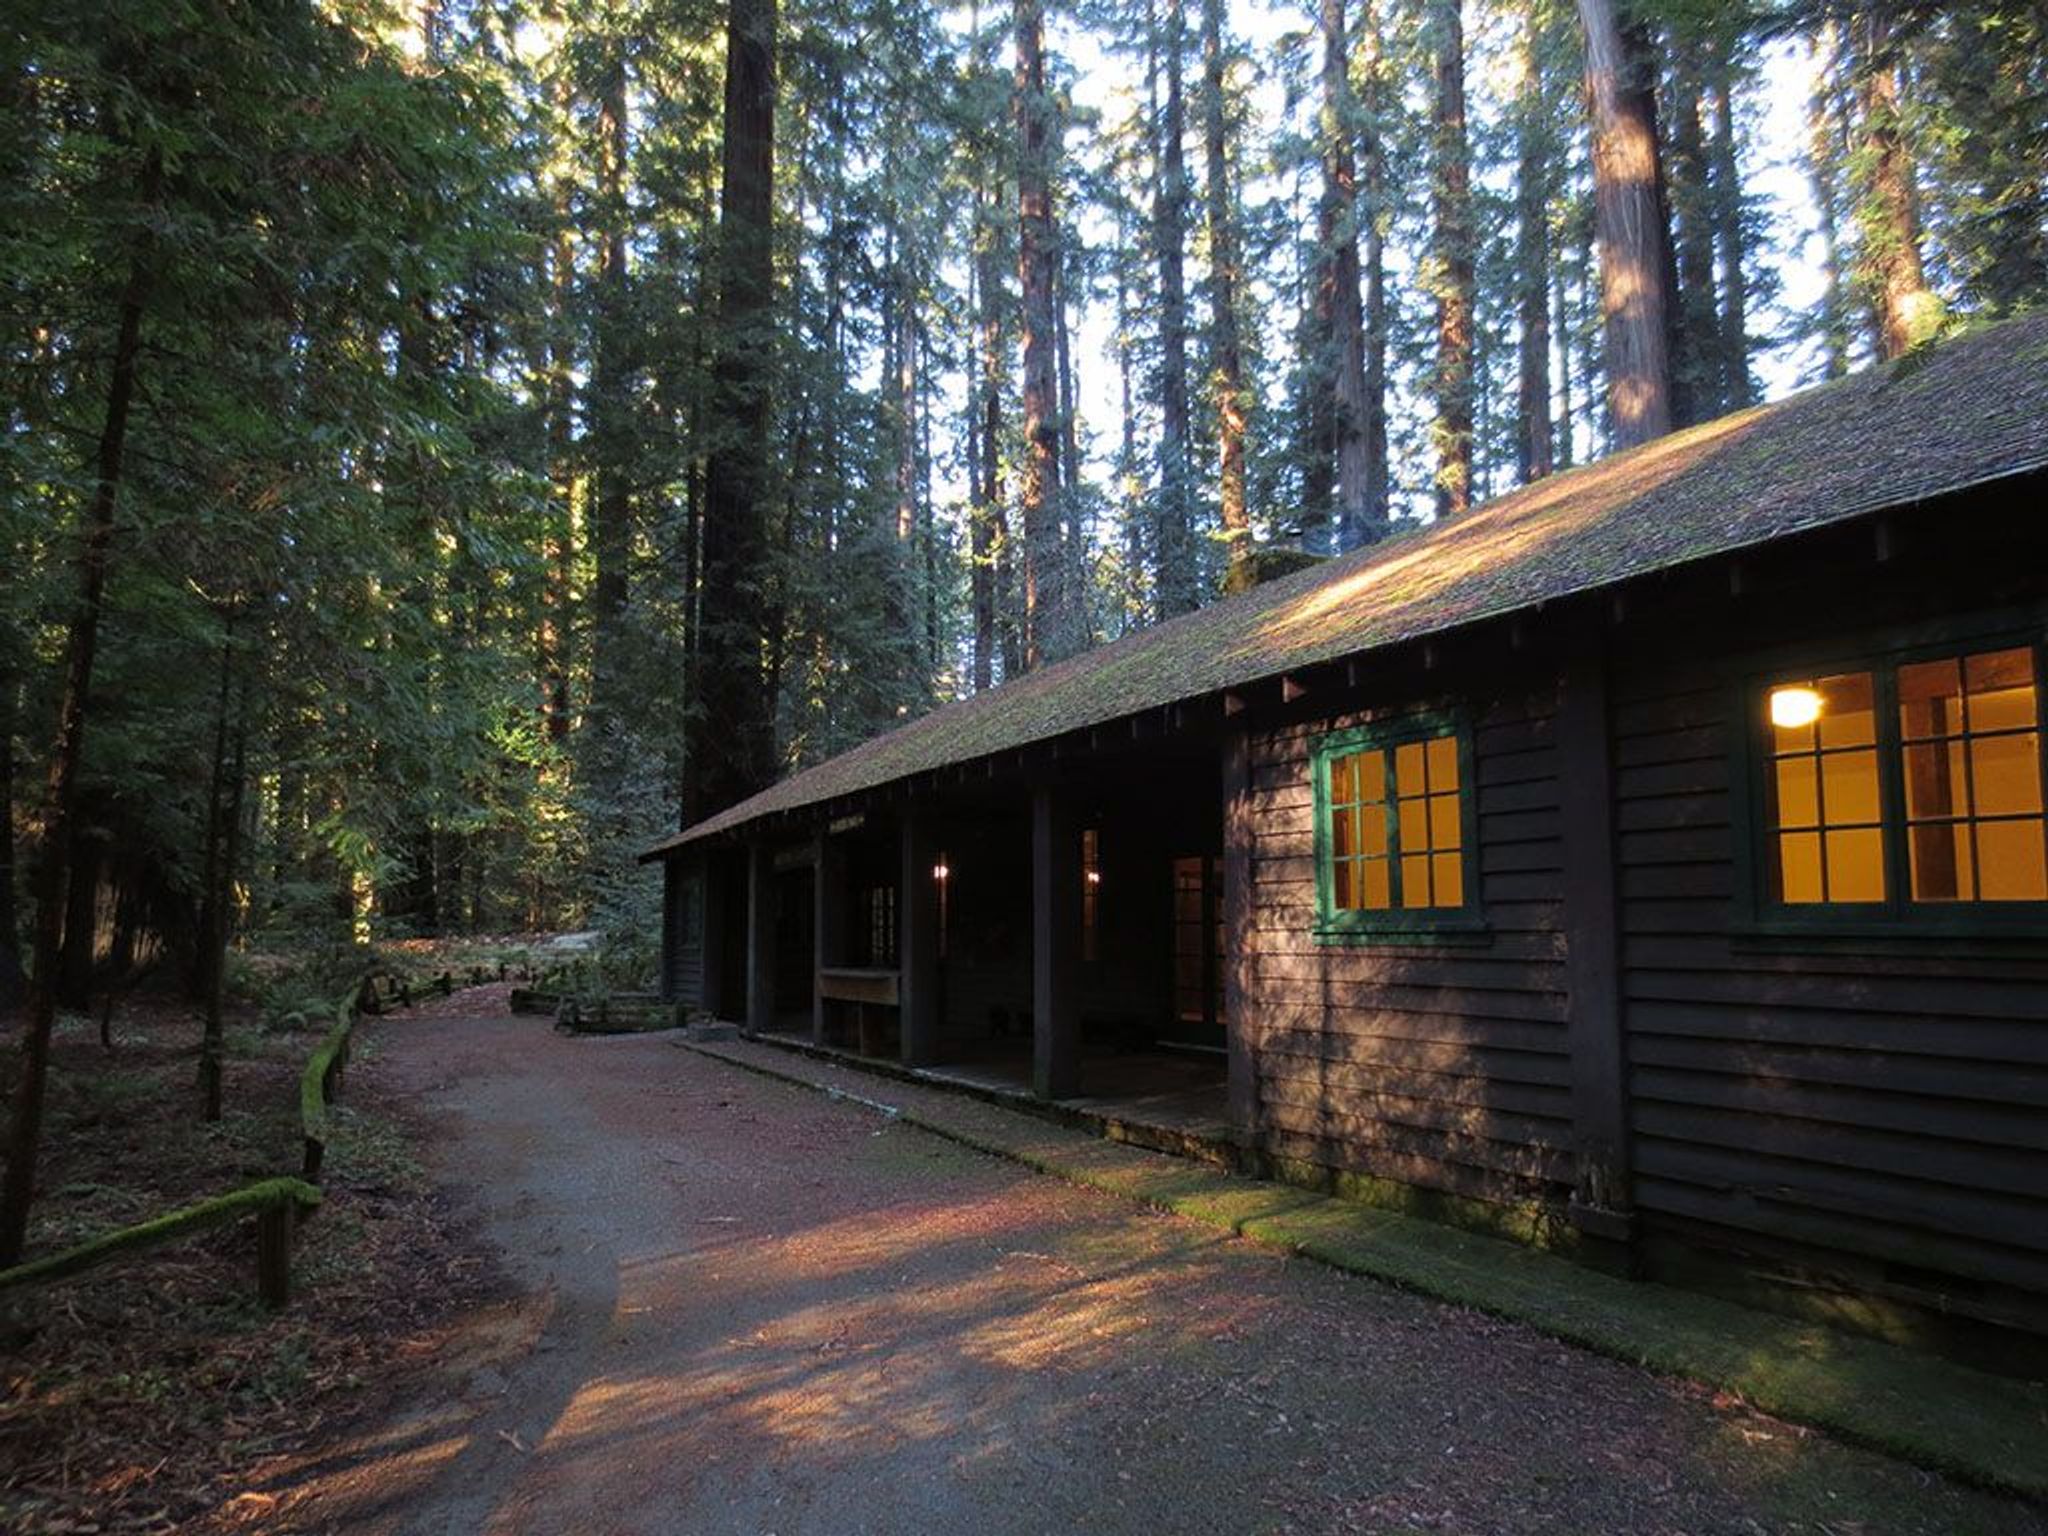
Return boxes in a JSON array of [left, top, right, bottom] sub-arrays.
[[687, 1039, 2048, 1502]]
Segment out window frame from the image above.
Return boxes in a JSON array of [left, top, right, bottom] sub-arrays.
[[1310, 710, 1487, 944], [1734, 622, 2048, 941]]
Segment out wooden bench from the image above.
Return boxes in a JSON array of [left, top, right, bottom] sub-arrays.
[[816, 968, 900, 1055]]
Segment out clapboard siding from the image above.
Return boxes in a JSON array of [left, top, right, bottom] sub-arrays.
[[662, 862, 705, 1007], [1246, 684, 1573, 1210], [1614, 651, 2048, 1325]]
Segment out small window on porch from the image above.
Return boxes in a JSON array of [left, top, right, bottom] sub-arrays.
[[1312, 715, 1480, 940]]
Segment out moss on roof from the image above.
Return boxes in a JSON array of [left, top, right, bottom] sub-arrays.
[[649, 314, 2048, 857]]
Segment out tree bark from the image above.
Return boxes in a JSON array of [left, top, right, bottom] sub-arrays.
[[1153, 0, 1196, 615], [687, 0, 780, 823], [1576, 0, 1675, 447], [1, 146, 160, 1266], [1201, 0, 1252, 593], [1430, 0, 1475, 516]]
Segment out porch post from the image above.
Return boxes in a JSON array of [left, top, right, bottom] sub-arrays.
[[1221, 731, 1259, 1149], [813, 830, 843, 1046], [1032, 783, 1082, 1100], [745, 839, 774, 1035], [701, 852, 729, 1021], [1558, 644, 1637, 1273], [900, 807, 941, 1068]]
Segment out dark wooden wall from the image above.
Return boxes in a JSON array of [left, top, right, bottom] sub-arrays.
[[1239, 491, 2048, 1334], [1243, 669, 1577, 1212], [661, 858, 705, 1007]]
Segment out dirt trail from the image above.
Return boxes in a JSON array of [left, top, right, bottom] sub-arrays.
[[242, 1011, 2044, 1536]]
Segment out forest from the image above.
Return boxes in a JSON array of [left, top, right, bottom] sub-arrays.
[[2, 0, 2044, 1252]]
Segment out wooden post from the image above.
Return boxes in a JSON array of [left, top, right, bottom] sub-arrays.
[[1032, 784, 1082, 1100], [1558, 645, 1637, 1272], [702, 854, 729, 1022], [1221, 731, 1260, 1153], [745, 840, 774, 1035], [256, 1200, 295, 1308], [900, 807, 941, 1068], [813, 831, 844, 1046]]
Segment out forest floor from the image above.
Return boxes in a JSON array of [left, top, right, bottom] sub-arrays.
[[0, 979, 508, 1534], [208, 1002, 2045, 1536]]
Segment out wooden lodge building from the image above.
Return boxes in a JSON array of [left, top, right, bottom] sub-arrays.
[[644, 316, 2048, 1358]]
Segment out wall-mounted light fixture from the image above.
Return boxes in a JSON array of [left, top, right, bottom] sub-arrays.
[[1769, 685, 1824, 730]]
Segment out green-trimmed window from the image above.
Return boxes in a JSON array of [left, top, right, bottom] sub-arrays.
[[1312, 716, 1479, 938], [1755, 640, 2048, 919]]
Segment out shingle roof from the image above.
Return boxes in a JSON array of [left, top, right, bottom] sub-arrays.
[[647, 313, 2048, 857]]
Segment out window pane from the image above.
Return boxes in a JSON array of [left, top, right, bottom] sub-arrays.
[[1333, 806, 1356, 858], [1432, 852, 1464, 908], [1817, 672, 1876, 750], [1357, 751, 1387, 806], [1777, 831, 1823, 903], [1360, 806, 1389, 857], [1971, 732, 2042, 818], [1426, 734, 1459, 792], [1964, 648, 2037, 731], [1773, 755, 1819, 829], [1910, 821, 1972, 901], [1361, 857, 1391, 910], [1330, 753, 1357, 807], [1394, 740, 1427, 798], [1899, 658, 1964, 741], [1903, 741, 1967, 821], [1826, 827, 1886, 902], [1977, 818, 2048, 902], [1397, 796, 1427, 851], [1400, 853, 1432, 908], [1333, 857, 1355, 910], [1428, 792, 1460, 850], [1820, 748, 1881, 825]]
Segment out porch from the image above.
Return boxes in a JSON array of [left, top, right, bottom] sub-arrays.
[[686, 735, 1245, 1152]]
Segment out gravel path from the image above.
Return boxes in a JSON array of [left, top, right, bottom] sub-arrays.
[[258, 1012, 2045, 1536]]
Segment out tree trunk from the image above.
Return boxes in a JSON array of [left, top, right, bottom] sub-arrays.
[[588, 48, 635, 748], [1201, 0, 1252, 592], [1576, 0, 1675, 447], [1016, 0, 1070, 669], [1430, 0, 1475, 516], [1359, 0, 1390, 536], [200, 649, 249, 1124], [1705, 55, 1753, 407], [1806, 29, 1854, 379], [1153, 0, 1196, 615], [687, 0, 780, 824], [1665, 51, 1721, 420], [1513, 3, 1553, 484], [1316, 0, 1373, 550], [0, 669, 17, 995], [0, 147, 160, 1267], [1847, 12, 1942, 359], [969, 206, 1000, 691]]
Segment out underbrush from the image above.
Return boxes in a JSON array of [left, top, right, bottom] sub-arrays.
[[0, 992, 489, 1533]]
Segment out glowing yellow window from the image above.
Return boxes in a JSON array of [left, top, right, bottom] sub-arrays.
[[1898, 647, 2046, 902], [1765, 672, 1885, 903], [1322, 727, 1467, 918]]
